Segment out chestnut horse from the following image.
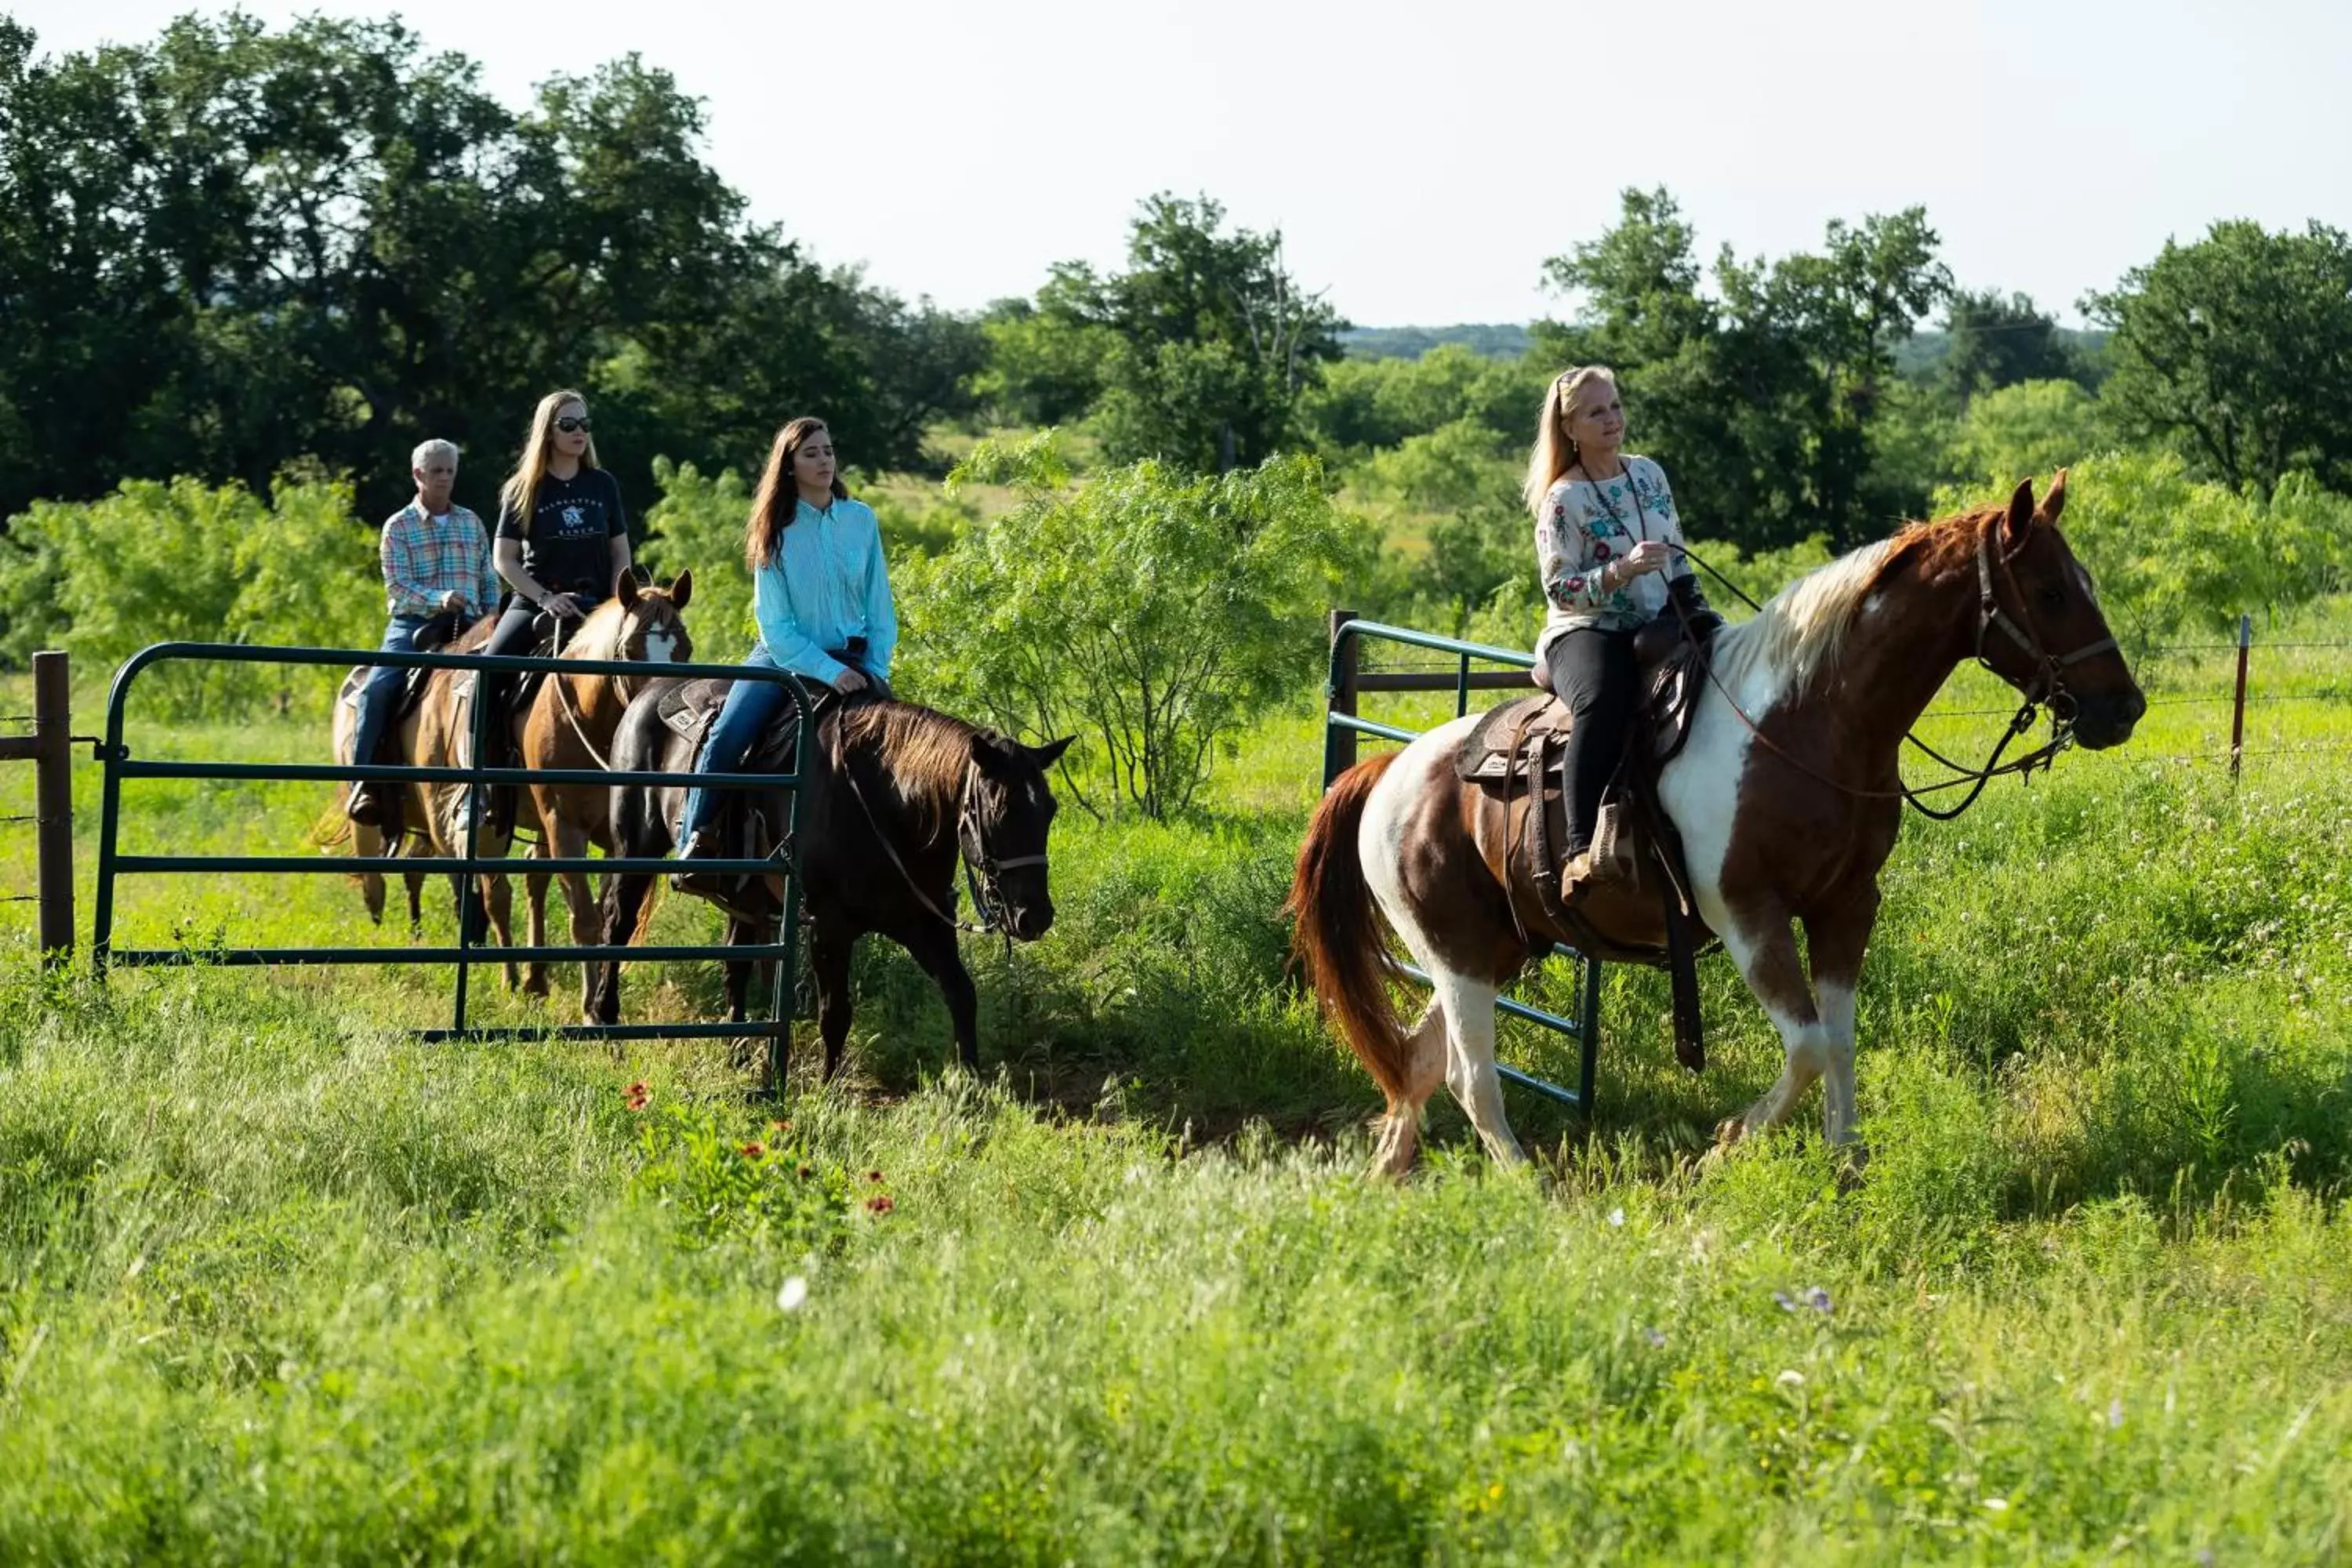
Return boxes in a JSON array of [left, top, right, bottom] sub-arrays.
[[1288, 475, 2147, 1176], [514, 570, 694, 1011]]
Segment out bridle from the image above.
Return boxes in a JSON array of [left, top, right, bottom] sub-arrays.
[[954, 761, 1049, 938], [1972, 522, 2118, 722], [830, 719, 1047, 938], [551, 601, 684, 771], [1670, 518, 2120, 819]]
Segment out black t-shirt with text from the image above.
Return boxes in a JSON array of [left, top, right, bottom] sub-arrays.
[[495, 466, 629, 599]]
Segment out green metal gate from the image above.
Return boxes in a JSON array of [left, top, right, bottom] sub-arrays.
[[1321, 612, 1602, 1113], [93, 641, 814, 1078]]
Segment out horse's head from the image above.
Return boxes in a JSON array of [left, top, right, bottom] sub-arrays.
[[1974, 474, 2145, 750], [613, 568, 694, 666], [960, 731, 1075, 942]]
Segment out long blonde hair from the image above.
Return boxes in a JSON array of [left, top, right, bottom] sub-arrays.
[[498, 388, 601, 535], [1522, 365, 1618, 518], [744, 416, 848, 571]]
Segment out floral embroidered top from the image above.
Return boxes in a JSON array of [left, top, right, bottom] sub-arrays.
[[1534, 455, 1695, 652]]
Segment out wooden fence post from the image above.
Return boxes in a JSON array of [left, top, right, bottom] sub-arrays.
[[33, 651, 72, 964], [2229, 612, 2251, 782]]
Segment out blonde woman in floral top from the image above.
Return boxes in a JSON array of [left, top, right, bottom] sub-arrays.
[[1523, 364, 1719, 894]]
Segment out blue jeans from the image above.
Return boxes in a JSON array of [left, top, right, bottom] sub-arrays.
[[679, 645, 796, 842], [350, 614, 432, 768]]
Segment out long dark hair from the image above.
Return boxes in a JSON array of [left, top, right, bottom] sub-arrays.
[[745, 417, 849, 571]]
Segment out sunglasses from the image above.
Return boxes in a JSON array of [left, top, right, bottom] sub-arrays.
[[554, 416, 592, 434]]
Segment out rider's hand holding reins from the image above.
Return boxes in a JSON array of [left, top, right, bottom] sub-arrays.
[[1610, 540, 1675, 586], [540, 591, 586, 620], [830, 667, 869, 696]]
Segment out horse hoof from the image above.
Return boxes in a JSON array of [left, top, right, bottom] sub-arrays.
[[1835, 1142, 1872, 1192], [1714, 1116, 1748, 1149]]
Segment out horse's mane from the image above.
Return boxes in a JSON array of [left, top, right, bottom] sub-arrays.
[[1711, 503, 2000, 695], [838, 699, 981, 840]]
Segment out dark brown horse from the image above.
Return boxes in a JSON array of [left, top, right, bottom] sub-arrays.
[[591, 685, 1073, 1077], [1287, 474, 2147, 1176]]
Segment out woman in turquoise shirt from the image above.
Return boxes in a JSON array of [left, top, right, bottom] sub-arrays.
[[673, 416, 898, 873]]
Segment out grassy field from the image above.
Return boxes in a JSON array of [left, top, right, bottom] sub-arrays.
[[0, 601, 2346, 1562]]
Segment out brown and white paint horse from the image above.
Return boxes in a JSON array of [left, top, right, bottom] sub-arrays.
[[1289, 474, 2146, 1176], [515, 570, 693, 1013]]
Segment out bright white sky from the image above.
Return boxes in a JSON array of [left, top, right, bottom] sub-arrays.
[[26, 0, 2352, 328]]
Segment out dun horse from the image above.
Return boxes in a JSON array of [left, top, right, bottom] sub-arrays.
[[320, 613, 530, 988], [514, 571, 694, 1011], [1288, 475, 2147, 1176], [593, 686, 1071, 1078]]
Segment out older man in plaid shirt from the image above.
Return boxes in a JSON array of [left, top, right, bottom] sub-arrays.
[[346, 438, 503, 826]]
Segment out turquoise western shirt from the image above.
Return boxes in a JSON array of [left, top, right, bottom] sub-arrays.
[[751, 496, 898, 687]]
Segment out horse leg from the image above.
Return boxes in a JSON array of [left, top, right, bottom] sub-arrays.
[[811, 920, 860, 1083], [522, 855, 552, 998], [724, 915, 757, 1025], [484, 870, 521, 991], [1432, 967, 1526, 1167], [1714, 910, 1829, 1147], [1803, 889, 1878, 1149], [355, 820, 387, 925], [404, 866, 426, 937], [547, 823, 601, 1022], [1371, 996, 1450, 1178], [902, 924, 980, 1074], [591, 871, 655, 1026]]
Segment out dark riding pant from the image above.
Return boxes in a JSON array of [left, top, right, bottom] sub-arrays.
[[1542, 626, 1635, 857], [679, 644, 789, 843], [350, 614, 433, 768]]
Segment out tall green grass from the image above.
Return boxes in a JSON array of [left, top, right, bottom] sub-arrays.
[[0, 604, 2345, 1560]]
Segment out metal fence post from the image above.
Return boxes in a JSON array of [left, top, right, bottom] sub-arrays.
[[32, 652, 72, 966], [2230, 612, 2251, 782], [1323, 609, 1359, 789]]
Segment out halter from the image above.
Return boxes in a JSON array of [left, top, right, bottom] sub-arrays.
[[550, 601, 684, 771]]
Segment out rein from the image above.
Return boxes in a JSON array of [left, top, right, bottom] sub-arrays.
[[1666, 525, 2108, 818], [828, 715, 1043, 940], [550, 609, 678, 771]]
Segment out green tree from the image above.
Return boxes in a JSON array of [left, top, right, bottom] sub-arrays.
[[1946, 379, 2113, 492], [1537, 188, 1952, 550], [2085, 219, 2352, 497], [897, 434, 1365, 818], [1940, 289, 2082, 402], [987, 196, 1347, 473], [0, 474, 376, 713], [0, 16, 977, 528]]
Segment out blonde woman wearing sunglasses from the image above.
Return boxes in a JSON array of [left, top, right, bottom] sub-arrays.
[[474, 388, 635, 829]]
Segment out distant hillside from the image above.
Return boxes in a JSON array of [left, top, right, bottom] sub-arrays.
[[1341, 323, 1533, 361], [1895, 326, 2111, 382]]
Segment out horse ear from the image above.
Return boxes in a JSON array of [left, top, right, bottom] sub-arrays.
[[668, 568, 693, 609], [1026, 735, 1076, 769], [2038, 469, 2068, 526], [2004, 477, 2036, 553], [615, 569, 640, 608]]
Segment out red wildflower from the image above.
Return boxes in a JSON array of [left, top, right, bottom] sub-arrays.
[[864, 1169, 885, 1184], [622, 1081, 650, 1112], [771, 1119, 793, 1134], [796, 1163, 815, 1179], [739, 1141, 766, 1161], [865, 1195, 895, 1215]]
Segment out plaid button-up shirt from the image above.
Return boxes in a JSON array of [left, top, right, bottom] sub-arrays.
[[381, 502, 501, 619]]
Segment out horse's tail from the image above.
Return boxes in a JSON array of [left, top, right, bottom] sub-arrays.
[[1283, 751, 1409, 1103]]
